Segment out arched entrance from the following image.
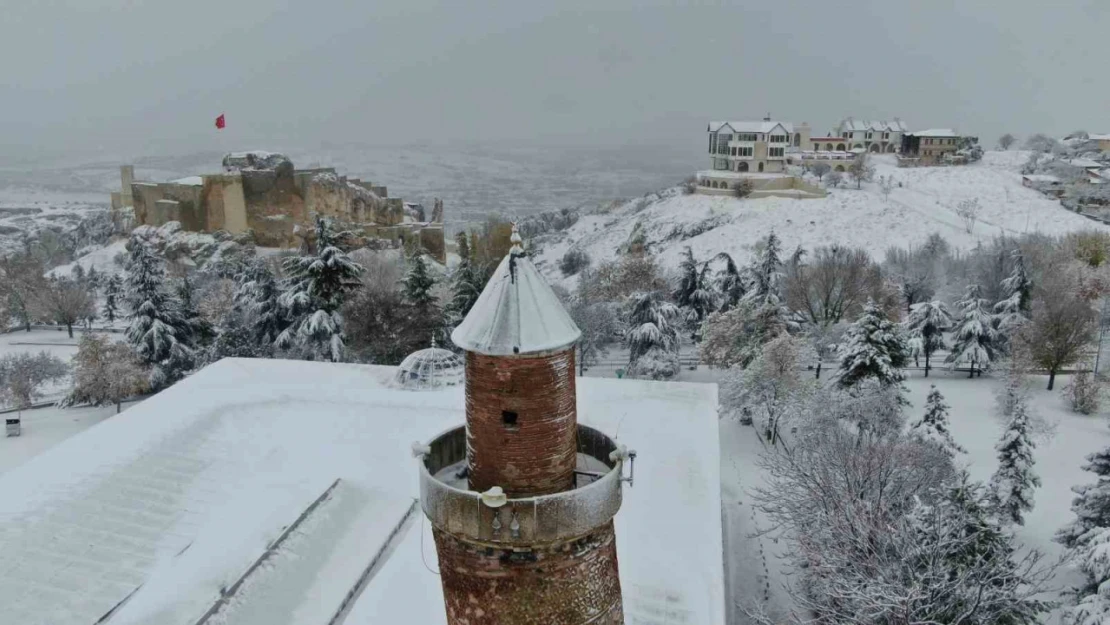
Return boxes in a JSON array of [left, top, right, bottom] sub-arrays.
[[826, 143, 834, 151], [837, 143, 846, 151], [869, 143, 880, 153], [738, 162, 749, 172], [853, 143, 863, 150], [794, 133, 801, 147], [886, 143, 896, 153], [758, 162, 765, 173], [835, 165, 845, 172]]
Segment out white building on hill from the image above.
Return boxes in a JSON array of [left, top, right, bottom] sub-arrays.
[[835, 118, 909, 153]]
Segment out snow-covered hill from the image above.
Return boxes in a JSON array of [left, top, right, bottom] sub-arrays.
[[531, 151, 1107, 286]]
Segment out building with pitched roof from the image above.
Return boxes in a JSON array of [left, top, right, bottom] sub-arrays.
[[834, 118, 909, 154]]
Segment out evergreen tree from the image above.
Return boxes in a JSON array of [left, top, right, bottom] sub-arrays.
[[123, 238, 194, 389], [626, 291, 681, 379], [747, 232, 785, 305], [102, 274, 122, 324], [673, 247, 717, 339], [175, 274, 212, 347], [904, 300, 952, 377], [712, 252, 747, 312], [445, 261, 481, 324], [911, 385, 966, 457], [835, 300, 909, 389], [236, 260, 286, 345], [994, 249, 1034, 345], [1058, 444, 1110, 550], [905, 472, 1050, 625], [401, 252, 437, 312], [277, 216, 362, 362], [1059, 440, 1110, 624], [947, 284, 997, 378], [990, 393, 1041, 526]]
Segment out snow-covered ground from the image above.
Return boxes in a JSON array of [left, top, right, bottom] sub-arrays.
[[0, 403, 136, 475], [0, 358, 724, 625], [532, 151, 1107, 289], [717, 367, 1108, 624]]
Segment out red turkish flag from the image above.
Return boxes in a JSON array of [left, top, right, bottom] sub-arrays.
[[215, 114, 226, 130]]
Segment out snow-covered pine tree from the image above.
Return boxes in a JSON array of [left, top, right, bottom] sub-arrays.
[[1059, 444, 1110, 550], [124, 238, 194, 389], [994, 249, 1033, 346], [835, 299, 909, 389], [401, 251, 437, 313], [1059, 442, 1110, 624], [626, 291, 681, 379], [176, 274, 212, 347], [445, 233, 482, 326], [947, 284, 997, 378], [711, 252, 747, 312], [904, 300, 952, 377], [235, 260, 285, 346], [989, 392, 1041, 525], [277, 216, 362, 362], [747, 232, 784, 305], [673, 247, 717, 339], [911, 385, 966, 457], [102, 274, 122, 324]]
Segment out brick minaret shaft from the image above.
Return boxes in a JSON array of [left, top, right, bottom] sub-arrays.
[[465, 347, 577, 497], [433, 229, 625, 625]]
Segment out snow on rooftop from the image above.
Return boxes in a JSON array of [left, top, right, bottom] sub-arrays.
[[0, 358, 723, 625], [451, 231, 581, 356], [1088, 134, 1110, 141], [1070, 157, 1103, 169], [170, 176, 204, 186], [708, 120, 795, 134], [1023, 174, 1062, 183], [839, 118, 908, 132], [910, 128, 959, 137]]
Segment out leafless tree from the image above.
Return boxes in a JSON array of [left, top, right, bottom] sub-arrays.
[[755, 412, 1053, 625], [826, 170, 845, 188], [999, 133, 1016, 150], [720, 336, 816, 444], [878, 175, 894, 202], [847, 153, 875, 189], [883, 245, 939, 315], [1020, 272, 1098, 390], [0, 351, 69, 414], [1025, 133, 1058, 153], [956, 198, 981, 234], [34, 277, 96, 338], [810, 162, 831, 184], [63, 333, 149, 412], [785, 245, 889, 326], [0, 254, 46, 332]]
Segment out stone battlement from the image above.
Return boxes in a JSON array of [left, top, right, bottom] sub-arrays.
[[110, 156, 445, 262]]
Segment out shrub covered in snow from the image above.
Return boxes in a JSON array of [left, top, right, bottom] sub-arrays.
[[1066, 371, 1104, 415], [558, 247, 591, 276]]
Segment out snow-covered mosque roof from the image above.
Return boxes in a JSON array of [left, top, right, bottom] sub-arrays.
[[451, 230, 581, 355], [0, 358, 724, 625]]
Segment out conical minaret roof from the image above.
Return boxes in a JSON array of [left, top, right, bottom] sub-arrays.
[[451, 227, 581, 356]]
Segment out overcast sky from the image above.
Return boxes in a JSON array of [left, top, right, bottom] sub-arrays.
[[1, 0, 1106, 161]]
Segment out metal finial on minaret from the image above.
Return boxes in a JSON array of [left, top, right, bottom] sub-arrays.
[[509, 223, 524, 255]]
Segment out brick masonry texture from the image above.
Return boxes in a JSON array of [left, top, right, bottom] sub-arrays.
[[465, 348, 577, 498], [434, 522, 624, 625]]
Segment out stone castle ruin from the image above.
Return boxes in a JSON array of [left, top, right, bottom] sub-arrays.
[[110, 152, 445, 262]]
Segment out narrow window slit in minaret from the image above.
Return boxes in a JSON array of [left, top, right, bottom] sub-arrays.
[[502, 410, 518, 428]]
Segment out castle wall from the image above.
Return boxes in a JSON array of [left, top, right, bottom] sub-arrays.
[[203, 175, 248, 234], [241, 166, 306, 247], [131, 182, 204, 231]]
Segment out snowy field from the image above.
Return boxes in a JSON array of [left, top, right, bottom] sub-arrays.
[[0, 358, 724, 625], [718, 367, 1108, 625], [532, 151, 1107, 289]]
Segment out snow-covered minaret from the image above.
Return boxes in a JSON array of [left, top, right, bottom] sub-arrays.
[[414, 225, 629, 624]]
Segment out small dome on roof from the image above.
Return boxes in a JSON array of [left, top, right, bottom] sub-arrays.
[[393, 347, 464, 390]]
